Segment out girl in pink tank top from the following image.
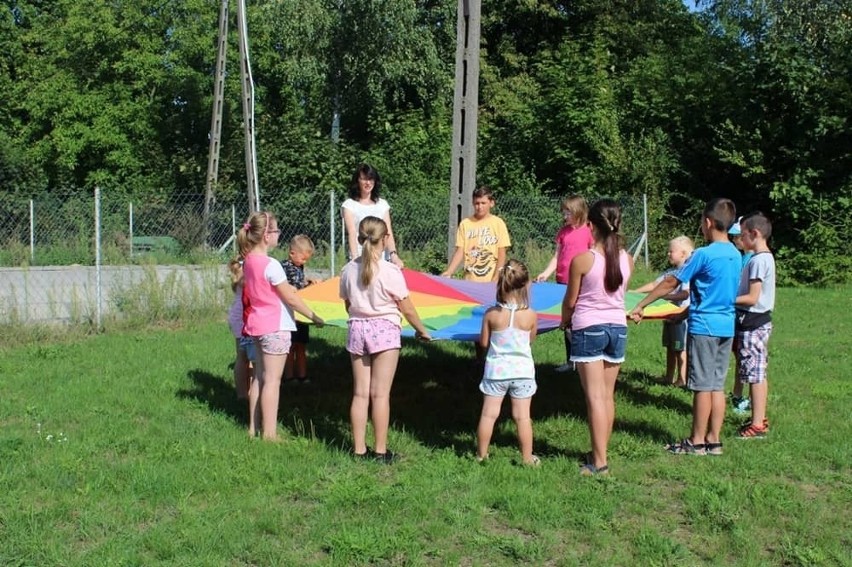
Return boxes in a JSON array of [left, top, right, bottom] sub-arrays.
[[237, 211, 324, 442], [559, 199, 633, 476]]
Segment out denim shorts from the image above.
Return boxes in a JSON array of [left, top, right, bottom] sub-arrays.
[[570, 324, 628, 364], [238, 336, 257, 363], [662, 320, 687, 352]]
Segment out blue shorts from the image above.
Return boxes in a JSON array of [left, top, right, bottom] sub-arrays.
[[238, 336, 257, 363], [570, 324, 628, 364]]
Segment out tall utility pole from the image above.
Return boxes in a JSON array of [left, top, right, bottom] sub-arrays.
[[236, 0, 260, 213], [204, 0, 260, 244], [203, 0, 230, 244], [447, 0, 481, 257]]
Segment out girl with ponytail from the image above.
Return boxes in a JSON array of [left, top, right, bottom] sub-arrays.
[[339, 216, 431, 462], [559, 199, 633, 475]]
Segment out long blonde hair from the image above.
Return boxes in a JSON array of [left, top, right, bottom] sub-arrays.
[[357, 216, 388, 287], [236, 211, 277, 257], [227, 257, 244, 292]]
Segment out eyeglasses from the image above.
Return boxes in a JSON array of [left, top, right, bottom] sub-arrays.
[[267, 229, 281, 234]]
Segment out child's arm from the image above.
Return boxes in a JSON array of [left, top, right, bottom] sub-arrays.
[[479, 310, 492, 350], [441, 247, 464, 278], [736, 279, 763, 307], [275, 282, 325, 327], [629, 275, 680, 323], [560, 252, 592, 327], [534, 252, 558, 282], [383, 211, 404, 268], [633, 281, 656, 293], [342, 208, 360, 260], [491, 247, 508, 282], [397, 297, 431, 340]]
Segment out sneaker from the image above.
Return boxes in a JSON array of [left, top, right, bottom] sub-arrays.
[[737, 422, 768, 439], [554, 363, 575, 373], [373, 450, 398, 464], [730, 395, 751, 415]]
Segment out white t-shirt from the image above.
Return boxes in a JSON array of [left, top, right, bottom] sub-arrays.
[[341, 198, 391, 257]]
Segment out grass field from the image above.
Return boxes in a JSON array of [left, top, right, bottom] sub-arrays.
[[1, 286, 850, 565]]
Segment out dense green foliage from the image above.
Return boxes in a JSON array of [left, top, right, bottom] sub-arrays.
[[1, 0, 849, 282]]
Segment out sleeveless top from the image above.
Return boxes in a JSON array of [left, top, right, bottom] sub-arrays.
[[483, 303, 535, 381], [571, 249, 631, 331]]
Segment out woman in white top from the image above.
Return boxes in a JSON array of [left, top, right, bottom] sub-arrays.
[[341, 164, 404, 267]]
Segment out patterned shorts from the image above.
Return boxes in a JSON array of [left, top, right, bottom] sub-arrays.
[[256, 331, 292, 356], [347, 318, 401, 356], [480, 378, 537, 400], [737, 323, 772, 384]]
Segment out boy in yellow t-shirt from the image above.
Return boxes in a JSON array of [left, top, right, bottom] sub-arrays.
[[442, 186, 511, 283]]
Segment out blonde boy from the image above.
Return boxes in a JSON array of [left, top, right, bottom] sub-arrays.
[[634, 236, 694, 386], [281, 235, 322, 384]]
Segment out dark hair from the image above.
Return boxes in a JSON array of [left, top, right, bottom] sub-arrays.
[[472, 185, 495, 201], [703, 198, 737, 232], [588, 199, 625, 293], [348, 163, 382, 202], [740, 211, 772, 240], [495, 259, 530, 307]]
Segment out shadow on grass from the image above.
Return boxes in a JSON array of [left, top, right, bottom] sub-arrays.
[[178, 330, 687, 454]]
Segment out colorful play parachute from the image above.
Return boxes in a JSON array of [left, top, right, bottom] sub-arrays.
[[297, 269, 684, 341]]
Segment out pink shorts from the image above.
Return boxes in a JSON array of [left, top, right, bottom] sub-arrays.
[[347, 318, 401, 356], [255, 331, 292, 356]]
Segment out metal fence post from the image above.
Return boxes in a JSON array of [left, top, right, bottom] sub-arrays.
[[94, 186, 102, 330], [29, 199, 35, 262], [232, 205, 236, 253], [643, 193, 649, 267], [329, 190, 336, 275], [129, 202, 134, 259]]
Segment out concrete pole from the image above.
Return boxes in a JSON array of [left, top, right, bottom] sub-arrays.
[[447, 0, 481, 258]]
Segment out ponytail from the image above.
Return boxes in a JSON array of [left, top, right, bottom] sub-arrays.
[[495, 259, 530, 306], [588, 199, 624, 293], [357, 216, 388, 287], [236, 211, 277, 257]]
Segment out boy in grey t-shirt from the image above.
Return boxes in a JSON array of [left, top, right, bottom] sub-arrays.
[[734, 212, 776, 439]]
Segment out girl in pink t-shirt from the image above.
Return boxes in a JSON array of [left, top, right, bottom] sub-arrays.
[[238, 211, 324, 442], [339, 216, 431, 463], [535, 195, 594, 371], [560, 199, 633, 476]]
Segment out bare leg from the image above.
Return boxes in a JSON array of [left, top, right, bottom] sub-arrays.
[[690, 391, 713, 445], [579, 361, 618, 469], [510, 396, 534, 463], [350, 353, 372, 454], [674, 350, 687, 386], [294, 343, 308, 378], [477, 395, 504, 460], [260, 352, 286, 441], [706, 391, 726, 443], [248, 341, 263, 437], [368, 349, 401, 454], [750, 381, 768, 425], [665, 348, 676, 382], [234, 340, 250, 400]]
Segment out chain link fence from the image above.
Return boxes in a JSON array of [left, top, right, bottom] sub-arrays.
[[0, 186, 647, 327]]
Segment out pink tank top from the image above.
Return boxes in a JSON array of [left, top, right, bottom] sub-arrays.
[[571, 249, 631, 331]]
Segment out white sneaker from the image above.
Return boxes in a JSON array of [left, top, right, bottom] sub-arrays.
[[554, 363, 575, 373]]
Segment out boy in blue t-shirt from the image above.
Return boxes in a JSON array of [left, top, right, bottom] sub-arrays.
[[630, 198, 741, 456]]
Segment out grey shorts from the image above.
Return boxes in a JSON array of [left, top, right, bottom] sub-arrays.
[[687, 334, 733, 392], [480, 378, 537, 399]]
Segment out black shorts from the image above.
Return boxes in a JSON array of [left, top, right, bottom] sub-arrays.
[[292, 322, 310, 344]]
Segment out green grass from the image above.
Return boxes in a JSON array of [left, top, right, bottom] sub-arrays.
[[1, 286, 850, 565]]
